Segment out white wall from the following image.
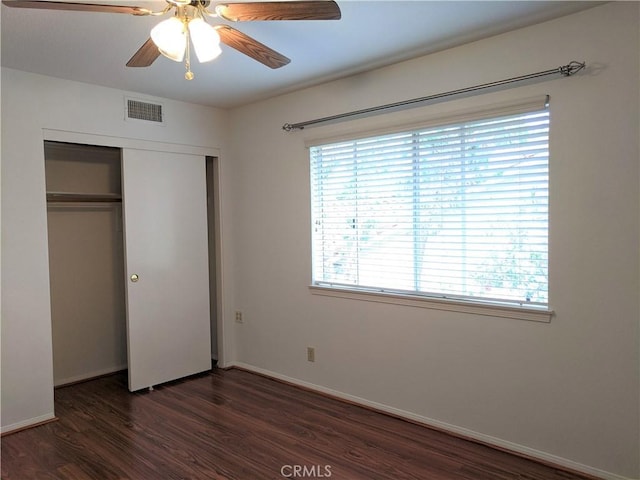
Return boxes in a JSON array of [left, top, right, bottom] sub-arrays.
[[0, 69, 238, 431], [227, 3, 639, 479]]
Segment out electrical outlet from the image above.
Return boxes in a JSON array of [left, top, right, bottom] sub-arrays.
[[307, 347, 315, 362], [235, 311, 243, 324]]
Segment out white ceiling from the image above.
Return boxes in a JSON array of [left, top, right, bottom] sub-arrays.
[[1, 1, 598, 108]]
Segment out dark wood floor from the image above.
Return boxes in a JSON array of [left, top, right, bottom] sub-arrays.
[[2, 368, 596, 480]]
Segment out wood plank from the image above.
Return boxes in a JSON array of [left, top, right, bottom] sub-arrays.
[[1, 369, 599, 480]]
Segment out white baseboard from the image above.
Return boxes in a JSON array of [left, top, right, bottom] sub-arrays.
[[54, 364, 128, 387], [229, 362, 635, 480], [1, 413, 56, 435]]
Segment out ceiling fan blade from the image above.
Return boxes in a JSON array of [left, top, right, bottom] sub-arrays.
[[126, 38, 160, 68], [216, 25, 290, 69], [1, 0, 150, 15], [215, 1, 341, 21]]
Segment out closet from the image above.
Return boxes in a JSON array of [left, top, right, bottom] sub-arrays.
[[45, 141, 213, 391], [45, 141, 127, 386]]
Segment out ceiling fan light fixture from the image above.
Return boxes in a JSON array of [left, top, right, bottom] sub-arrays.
[[6, 0, 342, 73], [151, 16, 187, 62], [188, 18, 222, 63]]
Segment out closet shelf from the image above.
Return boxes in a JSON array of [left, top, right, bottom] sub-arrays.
[[46, 192, 122, 203]]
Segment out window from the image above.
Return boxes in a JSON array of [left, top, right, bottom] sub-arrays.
[[310, 103, 549, 313]]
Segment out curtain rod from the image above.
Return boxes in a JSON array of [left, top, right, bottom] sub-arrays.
[[282, 60, 585, 132]]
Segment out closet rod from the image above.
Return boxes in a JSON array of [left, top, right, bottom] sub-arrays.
[[46, 192, 122, 203], [47, 204, 121, 210], [282, 60, 586, 131]]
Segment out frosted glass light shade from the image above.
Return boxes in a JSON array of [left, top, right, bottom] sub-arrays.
[[151, 17, 186, 62], [188, 18, 222, 63]]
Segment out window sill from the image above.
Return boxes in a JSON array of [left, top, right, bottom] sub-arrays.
[[309, 285, 553, 323]]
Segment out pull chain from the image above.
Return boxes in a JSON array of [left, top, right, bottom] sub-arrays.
[[184, 19, 194, 80]]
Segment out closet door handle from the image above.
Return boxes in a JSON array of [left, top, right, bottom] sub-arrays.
[[130, 274, 139, 283]]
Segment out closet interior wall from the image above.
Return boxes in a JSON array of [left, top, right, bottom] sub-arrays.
[[45, 141, 127, 387], [206, 157, 218, 362]]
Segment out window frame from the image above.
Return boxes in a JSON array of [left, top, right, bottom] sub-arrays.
[[306, 96, 554, 323]]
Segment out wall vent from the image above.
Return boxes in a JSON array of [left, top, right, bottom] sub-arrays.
[[125, 98, 164, 124]]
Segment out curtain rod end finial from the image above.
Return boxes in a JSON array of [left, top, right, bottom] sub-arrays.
[[283, 123, 304, 132], [560, 61, 586, 76]]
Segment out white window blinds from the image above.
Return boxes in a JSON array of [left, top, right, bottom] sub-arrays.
[[310, 103, 549, 308]]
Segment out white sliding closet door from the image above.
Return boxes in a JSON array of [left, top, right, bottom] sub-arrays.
[[122, 149, 211, 391]]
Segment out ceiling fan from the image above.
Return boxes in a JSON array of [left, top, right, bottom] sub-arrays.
[[2, 0, 341, 79]]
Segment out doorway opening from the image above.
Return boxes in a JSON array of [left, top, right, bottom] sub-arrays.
[[45, 141, 126, 386], [44, 141, 222, 389]]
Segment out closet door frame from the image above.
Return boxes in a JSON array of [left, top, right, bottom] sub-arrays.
[[42, 129, 227, 378]]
